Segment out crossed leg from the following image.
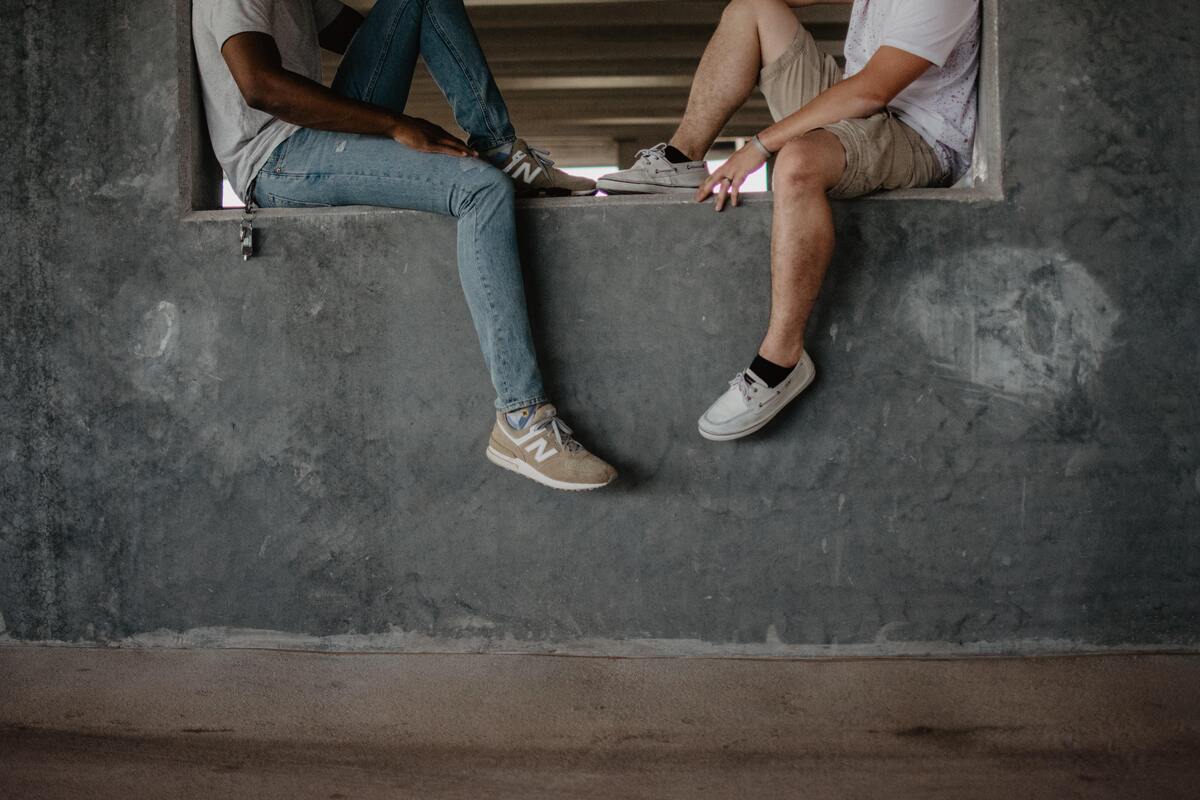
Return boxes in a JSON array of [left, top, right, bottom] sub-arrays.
[[670, 0, 801, 160], [332, 0, 515, 151]]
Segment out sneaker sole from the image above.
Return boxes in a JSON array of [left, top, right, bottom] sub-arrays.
[[485, 445, 614, 491], [698, 365, 817, 442], [596, 179, 700, 195]]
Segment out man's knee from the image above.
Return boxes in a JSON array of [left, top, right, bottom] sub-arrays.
[[724, 0, 790, 22], [772, 135, 844, 196]]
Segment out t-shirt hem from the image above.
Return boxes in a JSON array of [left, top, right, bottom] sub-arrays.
[[888, 106, 957, 178], [314, 2, 344, 31], [234, 122, 300, 203], [214, 24, 274, 52], [879, 37, 949, 68]]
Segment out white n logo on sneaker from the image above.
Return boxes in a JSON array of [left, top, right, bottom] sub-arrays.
[[503, 151, 544, 184], [524, 438, 558, 463], [500, 423, 559, 463]]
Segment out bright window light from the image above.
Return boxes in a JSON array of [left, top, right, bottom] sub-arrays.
[[222, 178, 242, 209]]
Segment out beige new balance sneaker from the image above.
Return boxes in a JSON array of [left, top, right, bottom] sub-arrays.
[[486, 404, 616, 491], [490, 139, 597, 198]]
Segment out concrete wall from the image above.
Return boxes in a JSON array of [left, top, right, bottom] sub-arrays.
[[1, 0, 1198, 653]]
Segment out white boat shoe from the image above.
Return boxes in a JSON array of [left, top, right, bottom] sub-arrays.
[[596, 143, 709, 194], [698, 352, 817, 441]]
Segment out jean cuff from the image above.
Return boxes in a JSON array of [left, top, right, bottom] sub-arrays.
[[471, 134, 517, 153], [496, 393, 548, 413]]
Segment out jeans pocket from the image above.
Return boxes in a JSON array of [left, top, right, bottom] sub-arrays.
[[262, 135, 293, 174], [263, 192, 333, 209]]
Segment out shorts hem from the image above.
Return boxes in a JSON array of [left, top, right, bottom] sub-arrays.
[[758, 28, 810, 89], [819, 121, 870, 199]]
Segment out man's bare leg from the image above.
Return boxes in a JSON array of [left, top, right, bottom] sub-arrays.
[[669, 0, 802, 161], [757, 130, 847, 366]]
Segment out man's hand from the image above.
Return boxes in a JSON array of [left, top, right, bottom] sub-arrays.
[[696, 143, 768, 211], [389, 116, 476, 158], [222, 32, 475, 158]]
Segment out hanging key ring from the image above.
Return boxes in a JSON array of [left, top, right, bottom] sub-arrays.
[[240, 180, 257, 261]]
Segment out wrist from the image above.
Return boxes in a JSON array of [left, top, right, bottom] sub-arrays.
[[386, 114, 411, 139], [754, 130, 779, 156]]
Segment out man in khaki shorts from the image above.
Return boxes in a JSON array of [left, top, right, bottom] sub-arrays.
[[598, 0, 980, 440]]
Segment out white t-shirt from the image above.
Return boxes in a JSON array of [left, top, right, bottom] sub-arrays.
[[192, 0, 345, 201], [843, 0, 980, 180]]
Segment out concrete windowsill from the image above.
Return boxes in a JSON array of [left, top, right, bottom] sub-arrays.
[[182, 185, 1003, 224]]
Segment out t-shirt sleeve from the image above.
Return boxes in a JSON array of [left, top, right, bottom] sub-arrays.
[[209, 0, 274, 50], [313, 0, 347, 31], [881, 0, 979, 67]]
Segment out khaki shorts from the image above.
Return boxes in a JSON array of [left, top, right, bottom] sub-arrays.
[[758, 27, 949, 199]]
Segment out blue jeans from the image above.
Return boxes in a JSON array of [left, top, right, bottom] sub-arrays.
[[253, 0, 544, 412]]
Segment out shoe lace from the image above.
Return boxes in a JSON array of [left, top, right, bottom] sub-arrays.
[[530, 413, 582, 453], [634, 143, 668, 164], [729, 372, 756, 404], [526, 145, 556, 169]]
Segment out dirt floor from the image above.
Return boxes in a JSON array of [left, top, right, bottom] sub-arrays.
[[2, 647, 1198, 799]]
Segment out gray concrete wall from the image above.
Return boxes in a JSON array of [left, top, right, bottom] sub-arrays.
[[1, 0, 1198, 652]]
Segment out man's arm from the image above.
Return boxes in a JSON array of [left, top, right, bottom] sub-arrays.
[[697, 45, 931, 206], [757, 45, 932, 152], [318, 6, 363, 55], [221, 31, 474, 157]]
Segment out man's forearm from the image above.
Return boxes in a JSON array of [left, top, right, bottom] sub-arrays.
[[247, 69, 401, 137], [222, 30, 473, 157], [757, 75, 887, 152]]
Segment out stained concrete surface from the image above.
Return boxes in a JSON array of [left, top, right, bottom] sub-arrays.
[[1, 0, 1199, 654], [2, 647, 1199, 799]]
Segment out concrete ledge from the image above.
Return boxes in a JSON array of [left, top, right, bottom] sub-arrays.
[[8, 628, 1200, 659], [182, 185, 1006, 224], [2, 647, 1198, 799]]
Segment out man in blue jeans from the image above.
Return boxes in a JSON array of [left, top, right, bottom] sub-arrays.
[[193, 0, 616, 491]]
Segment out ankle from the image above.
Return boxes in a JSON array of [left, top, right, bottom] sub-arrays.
[[757, 340, 804, 368], [666, 138, 702, 162]]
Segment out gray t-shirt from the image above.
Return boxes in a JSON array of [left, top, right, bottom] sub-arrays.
[[192, 0, 344, 201]]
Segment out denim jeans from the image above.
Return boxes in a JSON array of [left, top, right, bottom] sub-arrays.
[[253, 0, 544, 412]]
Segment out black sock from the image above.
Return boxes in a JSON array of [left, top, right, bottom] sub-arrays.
[[662, 145, 694, 164], [747, 355, 795, 388]]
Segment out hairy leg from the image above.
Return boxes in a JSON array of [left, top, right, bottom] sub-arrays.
[[758, 130, 846, 366], [670, 0, 801, 161]]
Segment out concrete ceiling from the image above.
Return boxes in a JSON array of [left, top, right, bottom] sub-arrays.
[[326, 0, 850, 166]]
